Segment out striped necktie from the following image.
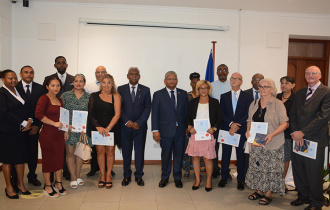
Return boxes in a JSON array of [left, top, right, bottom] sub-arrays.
[[306, 88, 313, 103]]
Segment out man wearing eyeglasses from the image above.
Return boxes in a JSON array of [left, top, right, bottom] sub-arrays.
[[245, 73, 264, 101], [219, 73, 253, 190], [290, 66, 330, 210]]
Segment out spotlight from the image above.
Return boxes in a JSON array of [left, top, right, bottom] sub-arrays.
[[23, 0, 29, 7]]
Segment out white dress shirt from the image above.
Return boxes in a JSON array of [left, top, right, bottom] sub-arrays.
[[85, 80, 101, 94]]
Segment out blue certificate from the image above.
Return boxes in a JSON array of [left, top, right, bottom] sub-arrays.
[[59, 107, 69, 132], [194, 119, 211, 141], [92, 131, 114, 146], [218, 130, 240, 147], [293, 139, 317, 159], [72, 110, 88, 133], [247, 122, 268, 143]]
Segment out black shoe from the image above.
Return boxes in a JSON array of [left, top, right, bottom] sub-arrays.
[[86, 169, 97, 177], [63, 171, 71, 181], [135, 178, 144, 186], [192, 185, 200, 190], [53, 181, 67, 195], [10, 181, 19, 194], [291, 198, 310, 206], [28, 178, 41, 186], [111, 170, 115, 176], [218, 179, 227, 188], [50, 172, 54, 183], [205, 187, 212, 192], [121, 177, 131, 186], [304, 205, 322, 210], [5, 189, 19, 199], [237, 181, 245, 190], [159, 179, 168, 188], [212, 171, 220, 178], [174, 180, 183, 188], [17, 187, 31, 195]]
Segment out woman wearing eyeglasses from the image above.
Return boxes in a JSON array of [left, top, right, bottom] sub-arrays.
[[245, 79, 288, 205]]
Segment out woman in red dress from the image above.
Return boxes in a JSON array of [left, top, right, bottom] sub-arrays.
[[35, 76, 67, 197]]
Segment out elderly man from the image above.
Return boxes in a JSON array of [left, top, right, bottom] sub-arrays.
[[290, 66, 330, 210], [245, 73, 264, 101], [152, 71, 188, 188]]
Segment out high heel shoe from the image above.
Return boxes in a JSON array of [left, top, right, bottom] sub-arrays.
[[5, 189, 19, 199], [53, 181, 67, 196], [192, 185, 200, 190], [205, 187, 212, 192], [17, 188, 31, 195], [43, 184, 59, 198]]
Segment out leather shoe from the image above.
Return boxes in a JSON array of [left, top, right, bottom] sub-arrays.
[[218, 179, 227, 188], [135, 178, 144, 186], [174, 180, 183, 188], [304, 205, 322, 210], [111, 170, 116, 176], [237, 181, 244, 190], [28, 178, 41, 186], [63, 171, 71, 181], [212, 171, 220, 178], [159, 179, 168, 188], [86, 169, 97, 177], [121, 177, 131, 186], [291, 198, 310, 206]]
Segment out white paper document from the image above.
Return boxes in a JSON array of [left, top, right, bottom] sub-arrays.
[[72, 110, 88, 133], [293, 139, 317, 159], [92, 131, 114, 146], [194, 119, 211, 141], [59, 107, 69, 132], [218, 130, 241, 147], [247, 122, 268, 143]]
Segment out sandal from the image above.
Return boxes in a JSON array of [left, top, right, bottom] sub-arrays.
[[98, 181, 105, 188], [259, 196, 272, 205], [43, 184, 59, 198], [105, 182, 112, 189], [77, 178, 84, 186], [70, 181, 78, 189], [248, 191, 264, 200], [53, 181, 68, 195]]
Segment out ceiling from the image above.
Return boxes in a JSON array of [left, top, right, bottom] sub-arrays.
[[32, 0, 330, 14]]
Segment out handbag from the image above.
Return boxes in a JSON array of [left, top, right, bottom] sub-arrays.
[[74, 133, 92, 161]]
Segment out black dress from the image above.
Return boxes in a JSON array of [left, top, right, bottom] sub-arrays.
[[87, 91, 121, 148]]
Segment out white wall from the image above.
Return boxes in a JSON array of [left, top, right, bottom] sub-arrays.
[[10, 2, 330, 161], [0, 0, 12, 72]]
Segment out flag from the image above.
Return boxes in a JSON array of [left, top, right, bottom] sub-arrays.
[[205, 50, 213, 82]]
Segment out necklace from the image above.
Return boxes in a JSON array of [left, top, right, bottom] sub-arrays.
[[282, 93, 291, 100]]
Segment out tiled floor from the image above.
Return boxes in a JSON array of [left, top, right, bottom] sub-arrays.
[[0, 164, 301, 210]]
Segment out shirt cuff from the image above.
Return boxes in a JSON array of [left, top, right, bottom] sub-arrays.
[[229, 121, 234, 127], [21, 120, 28, 127], [152, 130, 159, 133]]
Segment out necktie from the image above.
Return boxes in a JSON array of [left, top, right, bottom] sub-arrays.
[[26, 85, 31, 98], [60, 75, 65, 85], [306, 88, 313, 103], [170, 90, 176, 109], [255, 90, 259, 100], [131, 86, 136, 103], [232, 92, 237, 115]]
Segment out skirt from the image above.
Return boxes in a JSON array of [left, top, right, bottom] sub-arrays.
[[182, 135, 205, 171], [185, 134, 216, 160]]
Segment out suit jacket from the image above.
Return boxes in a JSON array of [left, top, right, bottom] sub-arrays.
[[16, 81, 45, 128], [43, 73, 74, 97], [117, 83, 151, 128], [244, 88, 254, 102], [220, 90, 252, 137], [151, 87, 188, 138], [0, 87, 30, 133], [290, 83, 330, 147]]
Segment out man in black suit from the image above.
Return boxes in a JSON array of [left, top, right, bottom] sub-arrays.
[[12, 66, 45, 187], [244, 73, 264, 101], [152, 71, 188, 188], [43, 56, 74, 180], [290, 66, 330, 210], [118, 67, 151, 186], [219, 72, 252, 190]]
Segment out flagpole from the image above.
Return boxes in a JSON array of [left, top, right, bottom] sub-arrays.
[[212, 41, 217, 81]]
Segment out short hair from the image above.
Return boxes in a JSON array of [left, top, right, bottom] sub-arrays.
[[218, 64, 228, 71], [55, 56, 66, 64], [195, 80, 213, 96], [164, 71, 177, 79], [43, 76, 62, 90], [189, 72, 200, 80], [20, 65, 33, 73], [128, 67, 140, 74], [260, 78, 277, 97], [100, 74, 117, 94], [280, 76, 295, 84], [0, 69, 15, 79], [74, 73, 86, 83]]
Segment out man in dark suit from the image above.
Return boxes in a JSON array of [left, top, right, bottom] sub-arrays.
[[43, 56, 74, 180], [244, 73, 264, 101], [12, 66, 45, 187], [290, 66, 330, 210], [219, 72, 252, 190], [118, 67, 151, 186], [152, 71, 188, 188]]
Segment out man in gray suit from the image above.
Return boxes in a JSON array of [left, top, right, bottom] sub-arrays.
[[290, 66, 330, 210]]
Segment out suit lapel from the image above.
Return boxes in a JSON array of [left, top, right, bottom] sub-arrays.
[[16, 81, 25, 98], [303, 84, 324, 108], [162, 88, 176, 112]]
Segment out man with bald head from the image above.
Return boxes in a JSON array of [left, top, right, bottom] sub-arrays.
[[245, 73, 264, 101], [290, 66, 330, 210], [219, 73, 253, 190]]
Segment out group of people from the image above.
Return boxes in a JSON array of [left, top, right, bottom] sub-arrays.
[[0, 56, 329, 210]]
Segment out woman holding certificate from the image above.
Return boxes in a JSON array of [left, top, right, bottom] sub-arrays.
[[87, 74, 121, 189], [186, 80, 222, 192], [61, 74, 91, 189], [245, 79, 288, 205], [35, 76, 67, 197], [0, 70, 31, 199]]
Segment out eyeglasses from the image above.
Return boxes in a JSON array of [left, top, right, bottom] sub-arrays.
[[199, 87, 209, 90], [305, 72, 320, 76], [217, 69, 228, 72], [230, 77, 242, 81], [258, 85, 271, 90]]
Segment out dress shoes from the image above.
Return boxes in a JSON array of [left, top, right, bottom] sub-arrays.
[[218, 179, 227, 188], [291, 198, 310, 206], [192, 185, 200, 190], [212, 171, 220, 178], [159, 179, 169, 188], [111, 170, 116, 176], [63, 171, 71, 181], [304, 205, 322, 210], [174, 180, 183, 188], [205, 187, 212, 192], [121, 177, 131, 186], [86, 169, 97, 177], [237, 181, 245, 190], [135, 178, 144, 186], [5, 189, 19, 199], [28, 178, 41, 186]]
